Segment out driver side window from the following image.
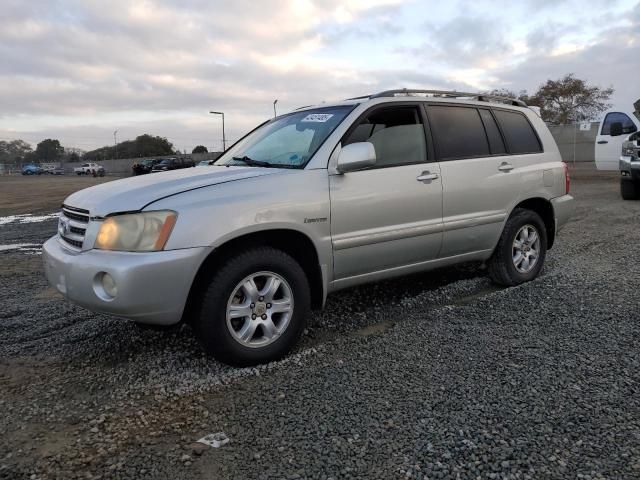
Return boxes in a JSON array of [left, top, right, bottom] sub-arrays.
[[602, 112, 637, 135], [343, 106, 427, 168]]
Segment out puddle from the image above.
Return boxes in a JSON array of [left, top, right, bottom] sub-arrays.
[[353, 320, 395, 337], [448, 285, 503, 305]]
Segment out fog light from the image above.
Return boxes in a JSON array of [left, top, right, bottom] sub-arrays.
[[102, 273, 117, 298], [93, 271, 118, 300]]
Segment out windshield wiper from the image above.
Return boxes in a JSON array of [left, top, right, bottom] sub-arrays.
[[231, 156, 273, 167], [231, 156, 299, 169]]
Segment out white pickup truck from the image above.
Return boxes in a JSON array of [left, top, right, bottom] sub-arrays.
[[74, 163, 105, 176], [594, 110, 640, 171]]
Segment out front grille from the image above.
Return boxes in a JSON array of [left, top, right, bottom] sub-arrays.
[[62, 206, 89, 223], [60, 235, 83, 248], [59, 204, 90, 250]]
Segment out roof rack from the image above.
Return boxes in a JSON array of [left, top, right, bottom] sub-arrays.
[[368, 89, 528, 107]]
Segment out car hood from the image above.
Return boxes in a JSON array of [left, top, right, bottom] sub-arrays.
[[64, 166, 282, 216]]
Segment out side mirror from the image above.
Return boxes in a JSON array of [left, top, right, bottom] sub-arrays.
[[610, 122, 623, 137], [336, 142, 376, 173]]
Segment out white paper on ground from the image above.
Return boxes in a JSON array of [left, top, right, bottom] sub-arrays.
[[197, 432, 230, 448]]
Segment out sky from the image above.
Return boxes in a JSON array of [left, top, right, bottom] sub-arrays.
[[1, 0, 639, 153]]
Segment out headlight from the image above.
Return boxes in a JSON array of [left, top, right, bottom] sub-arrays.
[[94, 210, 177, 251]]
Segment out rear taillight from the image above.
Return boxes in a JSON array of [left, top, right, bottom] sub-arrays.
[[563, 162, 570, 194]]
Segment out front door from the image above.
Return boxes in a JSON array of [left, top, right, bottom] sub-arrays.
[[329, 104, 443, 280], [595, 111, 639, 171]]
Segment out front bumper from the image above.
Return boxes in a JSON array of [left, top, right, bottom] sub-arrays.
[[551, 194, 575, 233], [43, 236, 209, 325], [620, 155, 640, 181]]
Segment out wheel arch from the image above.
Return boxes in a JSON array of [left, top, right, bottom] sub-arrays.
[[511, 197, 555, 249], [182, 228, 325, 324]]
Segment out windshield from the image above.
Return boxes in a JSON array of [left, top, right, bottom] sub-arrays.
[[215, 106, 354, 168]]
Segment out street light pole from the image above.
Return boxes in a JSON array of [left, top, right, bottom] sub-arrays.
[[113, 130, 118, 160], [209, 111, 226, 151], [273, 99, 278, 118]]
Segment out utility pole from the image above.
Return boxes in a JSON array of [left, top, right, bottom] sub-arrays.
[[113, 130, 118, 160], [273, 99, 278, 118], [209, 111, 226, 151]]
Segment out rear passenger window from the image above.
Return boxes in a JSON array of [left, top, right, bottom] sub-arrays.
[[493, 110, 542, 154], [343, 106, 427, 168], [479, 109, 506, 155], [427, 106, 489, 160]]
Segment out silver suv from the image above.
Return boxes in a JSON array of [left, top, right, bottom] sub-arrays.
[[43, 89, 574, 366]]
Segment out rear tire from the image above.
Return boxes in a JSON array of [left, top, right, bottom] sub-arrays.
[[193, 247, 310, 366], [620, 178, 639, 200], [488, 208, 547, 287]]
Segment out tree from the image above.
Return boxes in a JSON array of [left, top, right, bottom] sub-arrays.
[[529, 74, 613, 124], [484, 88, 531, 103], [68, 152, 80, 162], [83, 134, 175, 161], [0, 139, 33, 163], [192, 145, 208, 154], [34, 139, 64, 162]]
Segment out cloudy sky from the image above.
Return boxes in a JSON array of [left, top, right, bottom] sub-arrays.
[[1, 0, 639, 152]]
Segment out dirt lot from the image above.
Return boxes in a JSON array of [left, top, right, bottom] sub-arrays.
[[1, 168, 639, 480], [0, 175, 114, 216]]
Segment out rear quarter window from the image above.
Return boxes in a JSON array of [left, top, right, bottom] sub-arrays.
[[493, 110, 542, 154]]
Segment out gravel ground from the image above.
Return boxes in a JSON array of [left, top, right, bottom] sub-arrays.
[[1, 170, 639, 479]]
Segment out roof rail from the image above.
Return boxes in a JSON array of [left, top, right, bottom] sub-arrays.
[[369, 89, 527, 107]]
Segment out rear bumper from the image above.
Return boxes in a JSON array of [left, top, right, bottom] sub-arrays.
[[551, 194, 574, 233], [43, 236, 208, 325]]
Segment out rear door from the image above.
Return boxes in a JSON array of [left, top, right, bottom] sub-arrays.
[[595, 111, 639, 171], [427, 104, 543, 258], [329, 104, 443, 280]]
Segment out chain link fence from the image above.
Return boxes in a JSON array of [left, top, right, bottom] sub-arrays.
[[547, 121, 600, 164]]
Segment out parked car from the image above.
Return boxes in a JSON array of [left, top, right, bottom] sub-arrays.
[[22, 164, 43, 175], [132, 158, 161, 175], [74, 163, 105, 177], [151, 157, 195, 172], [620, 131, 640, 199], [49, 166, 65, 175], [43, 89, 574, 366], [594, 110, 640, 171], [197, 160, 213, 167]]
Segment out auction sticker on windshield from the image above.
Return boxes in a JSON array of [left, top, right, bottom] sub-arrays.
[[301, 113, 334, 122]]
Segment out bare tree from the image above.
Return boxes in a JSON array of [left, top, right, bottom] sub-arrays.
[[529, 74, 613, 124], [484, 88, 531, 103]]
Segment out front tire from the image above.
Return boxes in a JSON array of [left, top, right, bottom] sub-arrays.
[[193, 247, 310, 366], [621, 178, 639, 200], [488, 208, 547, 287]]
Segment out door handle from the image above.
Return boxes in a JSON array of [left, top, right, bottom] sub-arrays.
[[416, 171, 439, 182], [498, 162, 514, 172], [597, 140, 608, 144]]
